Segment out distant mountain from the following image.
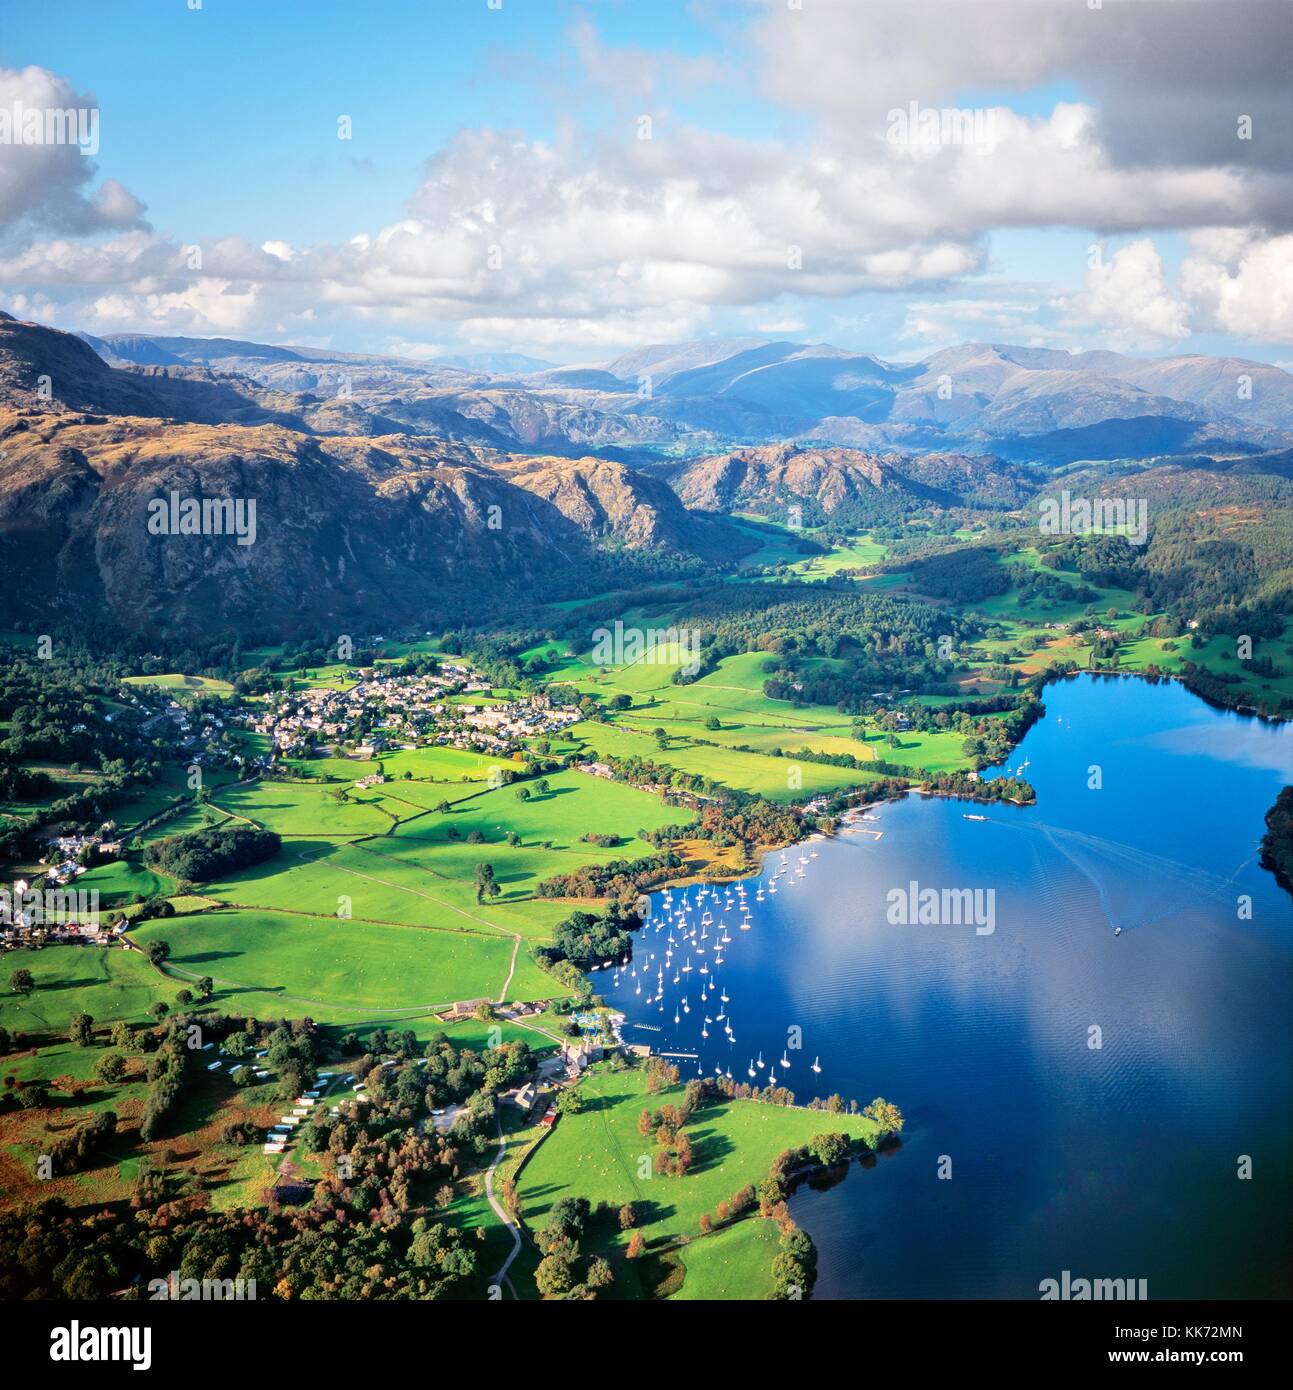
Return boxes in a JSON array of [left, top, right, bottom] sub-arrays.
[[437, 351, 554, 374], [72, 322, 1293, 461]]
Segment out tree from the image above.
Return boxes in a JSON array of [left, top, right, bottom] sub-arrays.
[[146, 940, 171, 967], [69, 1012, 95, 1047], [197, 976, 214, 999], [535, 1253, 575, 1296], [9, 968, 35, 997], [515, 786, 530, 802], [150, 1002, 169, 1020], [586, 1256, 614, 1289], [535, 778, 550, 796], [94, 1052, 127, 1084], [626, 1231, 646, 1260], [808, 1132, 851, 1167], [474, 863, 499, 904], [699, 1212, 713, 1234], [704, 715, 721, 731], [862, 1097, 904, 1138], [555, 1089, 584, 1116], [175, 989, 193, 1006], [618, 1202, 637, 1231], [109, 1020, 133, 1049]]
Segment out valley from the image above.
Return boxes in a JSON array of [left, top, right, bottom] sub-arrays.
[[1, 317, 1290, 1305]]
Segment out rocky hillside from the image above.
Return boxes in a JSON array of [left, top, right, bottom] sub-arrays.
[[499, 454, 737, 556], [0, 408, 758, 634], [666, 443, 932, 514]]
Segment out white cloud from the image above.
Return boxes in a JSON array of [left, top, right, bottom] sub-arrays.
[[1073, 238, 1189, 348], [1181, 230, 1293, 345], [2, 21, 1291, 357], [754, 0, 1293, 185], [0, 66, 147, 234]]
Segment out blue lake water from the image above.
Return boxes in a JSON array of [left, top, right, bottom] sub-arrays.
[[601, 674, 1293, 1299]]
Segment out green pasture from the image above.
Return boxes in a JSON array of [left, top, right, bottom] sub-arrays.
[[0, 945, 166, 1034], [131, 908, 548, 1013], [517, 1062, 877, 1294]]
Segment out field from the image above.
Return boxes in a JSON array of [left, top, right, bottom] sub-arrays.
[[541, 630, 987, 792], [667, 1217, 781, 1299], [516, 1060, 877, 1298], [74, 858, 175, 907], [122, 673, 236, 696], [0, 945, 166, 1031], [0, 764, 104, 822], [131, 908, 552, 1015], [0, 1034, 298, 1214]]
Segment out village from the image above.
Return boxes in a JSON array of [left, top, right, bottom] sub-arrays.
[[244, 662, 583, 763]]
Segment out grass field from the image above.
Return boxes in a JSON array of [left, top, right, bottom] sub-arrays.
[[130, 907, 552, 1014], [211, 781, 400, 837], [122, 673, 236, 696], [667, 1217, 781, 1299], [0, 946, 166, 1032], [573, 718, 877, 801], [74, 858, 175, 907], [516, 1060, 877, 1298], [0, 1034, 291, 1214], [204, 768, 691, 941]]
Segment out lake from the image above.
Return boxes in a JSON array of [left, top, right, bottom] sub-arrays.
[[602, 674, 1293, 1299]]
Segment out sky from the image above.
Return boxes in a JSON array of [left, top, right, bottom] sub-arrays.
[[1, 0, 1290, 366]]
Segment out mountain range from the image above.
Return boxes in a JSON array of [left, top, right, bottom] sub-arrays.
[[1, 309, 1291, 636]]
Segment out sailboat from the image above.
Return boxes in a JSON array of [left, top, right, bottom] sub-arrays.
[[780, 1051, 791, 1068], [811, 1056, 821, 1073], [756, 1051, 765, 1069]]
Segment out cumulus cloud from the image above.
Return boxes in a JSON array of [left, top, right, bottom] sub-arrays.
[[0, 66, 147, 234], [754, 0, 1293, 180], [1071, 238, 1189, 348], [1181, 230, 1293, 344], [1, 22, 1290, 355]]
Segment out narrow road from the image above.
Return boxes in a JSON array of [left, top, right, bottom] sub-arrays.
[[485, 1115, 521, 1299]]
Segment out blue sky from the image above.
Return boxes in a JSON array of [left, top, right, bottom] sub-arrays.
[[1, 0, 1289, 364]]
